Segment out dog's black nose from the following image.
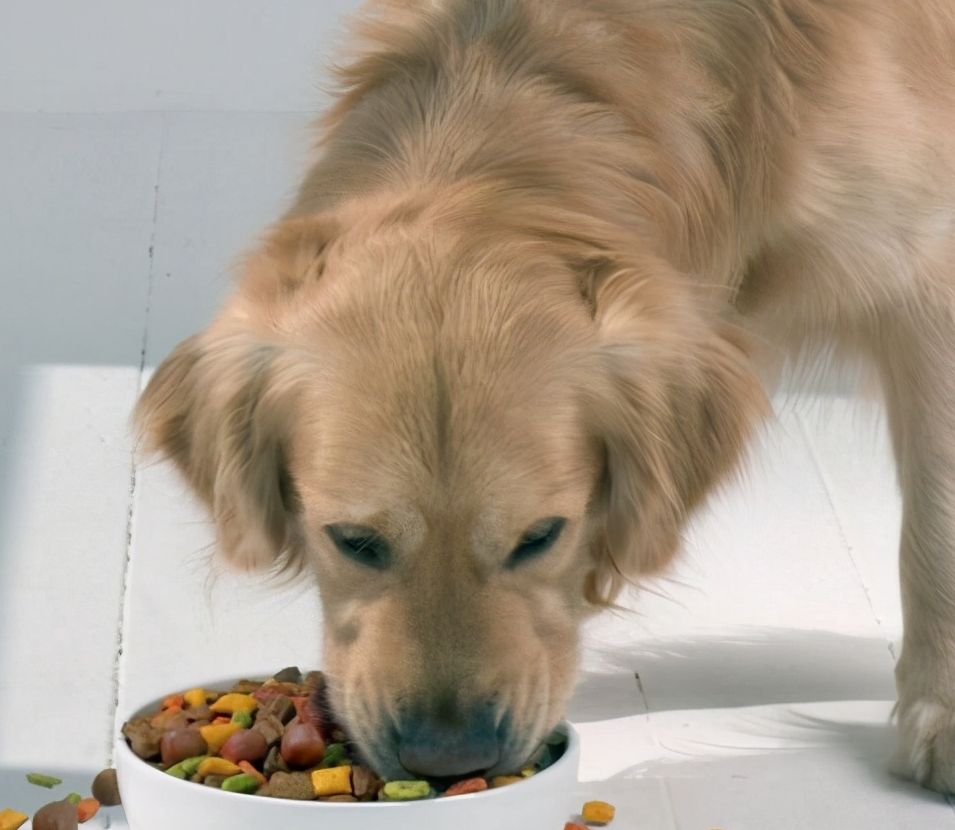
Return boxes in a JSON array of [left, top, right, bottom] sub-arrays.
[[396, 699, 502, 778]]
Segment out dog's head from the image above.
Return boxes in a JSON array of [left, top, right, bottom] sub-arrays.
[[136, 194, 765, 779]]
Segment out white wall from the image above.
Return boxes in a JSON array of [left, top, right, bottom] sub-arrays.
[[0, 0, 363, 113]]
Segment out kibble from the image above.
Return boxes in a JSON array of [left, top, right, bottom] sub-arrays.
[[76, 799, 100, 823], [310, 766, 352, 797], [31, 801, 77, 830], [581, 800, 616, 825], [0, 809, 28, 830], [121, 668, 568, 807], [280, 720, 325, 768], [221, 774, 260, 795], [26, 774, 63, 790], [381, 780, 433, 801], [220, 729, 269, 765], [444, 777, 488, 796], [199, 722, 242, 754], [91, 768, 121, 806], [160, 728, 208, 767]]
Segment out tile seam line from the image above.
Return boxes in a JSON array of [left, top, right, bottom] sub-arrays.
[[793, 407, 895, 661], [106, 110, 167, 764]]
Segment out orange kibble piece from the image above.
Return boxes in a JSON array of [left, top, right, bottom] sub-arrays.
[[77, 798, 100, 823], [162, 694, 186, 711], [183, 688, 208, 708], [489, 775, 523, 788], [565, 824, 588, 830], [238, 761, 267, 787], [581, 800, 616, 825], [210, 693, 258, 715], [310, 765, 353, 797], [199, 721, 242, 754], [444, 777, 488, 796], [196, 757, 242, 779], [0, 809, 29, 830]]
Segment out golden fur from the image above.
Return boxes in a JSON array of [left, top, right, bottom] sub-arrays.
[[137, 0, 955, 789]]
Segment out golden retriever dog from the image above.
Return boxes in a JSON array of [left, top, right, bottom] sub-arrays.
[[136, 0, 955, 791]]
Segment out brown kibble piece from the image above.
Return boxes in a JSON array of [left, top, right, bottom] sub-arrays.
[[220, 728, 269, 764], [91, 768, 121, 806], [230, 679, 263, 694], [272, 666, 302, 684], [263, 745, 290, 778], [160, 728, 208, 767], [252, 713, 285, 747], [32, 801, 78, 830], [202, 775, 228, 788], [262, 771, 315, 800], [181, 703, 213, 727], [261, 694, 296, 725], [280, 720, 325, 768], [321, 794, 358, 802], [122, 717, 161, 761], [350, 765, 383, 801]]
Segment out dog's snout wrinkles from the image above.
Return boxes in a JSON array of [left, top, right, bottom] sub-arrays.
[[395, 700, 501, 778]]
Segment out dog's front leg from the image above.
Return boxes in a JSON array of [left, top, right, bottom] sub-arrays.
[[877, 306, 955, 793]]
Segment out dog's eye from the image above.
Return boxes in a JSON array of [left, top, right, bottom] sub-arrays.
[[506, 517, 567, 568], [325, 524, 391, 570]]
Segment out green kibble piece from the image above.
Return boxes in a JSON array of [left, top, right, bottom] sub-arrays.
[[318, 742, 347, 768], [231, 710, 253, 729], [382, 780, 432, 801], [166, 755, 206, 779], [221, 773, 260, 794], [66, 793, 82, 804], [26, 773, 62, 788]]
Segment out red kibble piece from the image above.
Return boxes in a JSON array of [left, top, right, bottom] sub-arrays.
[[280, 720, 325, 768], [159, 728, 208, 767], [220, 728, 269, 765]]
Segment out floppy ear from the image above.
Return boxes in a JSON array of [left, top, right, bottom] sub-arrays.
[[580, 258, 769, 605], [135, 333, 305, 572], [134, 215, 337, 572]]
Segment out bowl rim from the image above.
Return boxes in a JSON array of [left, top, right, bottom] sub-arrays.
[[115, 674, 580, 809]]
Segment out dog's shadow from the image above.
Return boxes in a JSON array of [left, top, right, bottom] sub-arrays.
[[569, 627, 898, 720], [565, 627, 927, 794]]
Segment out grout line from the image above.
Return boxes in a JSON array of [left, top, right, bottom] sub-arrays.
[[105, 111, 166, 763], [794, 407, 897, 662]]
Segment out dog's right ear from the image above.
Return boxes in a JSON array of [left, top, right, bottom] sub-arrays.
[[135, 214, 338, 572]]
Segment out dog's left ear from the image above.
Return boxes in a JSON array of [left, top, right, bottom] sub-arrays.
[[579, 257, 769, 605]]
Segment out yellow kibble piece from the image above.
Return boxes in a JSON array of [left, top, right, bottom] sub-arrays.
[[520, 763, 537, 777], [199, 722, 242, 754], [196, 757, 242, 779], [581, 800, 616, 825], [310, 765, 353, 797], [490, 775, 523, 788], [0, 809, 29, 830], [183, 688, 208, 708], [210, 693, 258, 715]]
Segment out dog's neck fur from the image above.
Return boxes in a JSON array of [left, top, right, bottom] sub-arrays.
[[287, 0, 841, 297]]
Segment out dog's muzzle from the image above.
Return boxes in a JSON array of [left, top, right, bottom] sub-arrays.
[[394, 699, 503, 778]]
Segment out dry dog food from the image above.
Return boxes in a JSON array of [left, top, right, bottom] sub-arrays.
[[581, 800, 616, 824], [121, 667, 568, 803], [0, 809, 29, 830]]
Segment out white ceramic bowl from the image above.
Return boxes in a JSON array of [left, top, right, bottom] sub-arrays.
[[115, 676, 581, 830]]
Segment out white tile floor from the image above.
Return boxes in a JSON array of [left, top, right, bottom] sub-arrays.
[[2, 2, 954, 828]]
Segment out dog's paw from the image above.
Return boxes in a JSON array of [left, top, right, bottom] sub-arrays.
[[894, 697, 955, 793]]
